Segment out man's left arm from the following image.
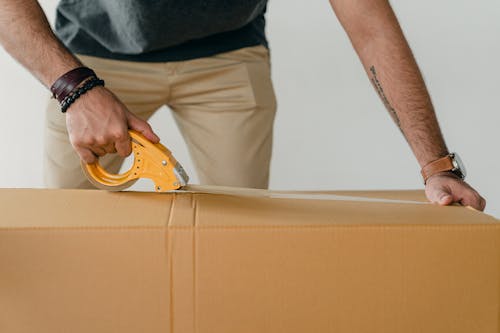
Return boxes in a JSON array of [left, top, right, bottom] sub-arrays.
[[329, 0, 486, 210]]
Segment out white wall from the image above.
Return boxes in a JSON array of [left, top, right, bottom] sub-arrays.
[[0, 0, 498, 217]]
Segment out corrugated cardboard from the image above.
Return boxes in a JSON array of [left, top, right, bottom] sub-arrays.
[[0, 187, 499, 333]]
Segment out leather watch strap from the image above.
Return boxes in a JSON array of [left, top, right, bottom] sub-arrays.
[[421, 155, 454, 184]]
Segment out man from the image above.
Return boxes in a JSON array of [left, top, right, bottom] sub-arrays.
[[0, 0, 486, 210]]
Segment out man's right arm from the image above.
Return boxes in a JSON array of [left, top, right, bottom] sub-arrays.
[[0, 0, 82, 87], [0, 0, 159, 163]]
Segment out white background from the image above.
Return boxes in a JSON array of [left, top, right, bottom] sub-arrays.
[[0, 0, 498, 217]]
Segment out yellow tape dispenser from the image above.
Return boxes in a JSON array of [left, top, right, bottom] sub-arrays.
[[81, 130, 189, 192]]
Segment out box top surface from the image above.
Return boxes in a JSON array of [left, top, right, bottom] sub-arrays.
[[0, 187, 497, 228]]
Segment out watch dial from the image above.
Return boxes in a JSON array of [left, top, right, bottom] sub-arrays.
[[452, 153, 467, 179]]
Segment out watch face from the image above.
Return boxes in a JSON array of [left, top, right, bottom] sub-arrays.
[[451, 153, 466, 179]]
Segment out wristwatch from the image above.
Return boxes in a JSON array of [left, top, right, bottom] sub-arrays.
[[421, 152, 466, 184]]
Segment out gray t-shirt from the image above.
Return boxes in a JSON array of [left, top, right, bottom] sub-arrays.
[[54, 0, 268, 62]]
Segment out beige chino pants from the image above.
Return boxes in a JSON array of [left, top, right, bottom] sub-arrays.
[[44, 45, 277, 189]]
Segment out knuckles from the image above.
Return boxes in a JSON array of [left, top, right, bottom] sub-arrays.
[[110, 130, 128, 142], [73, 138, 93, 147], [72, 130, 129, 148], [94, 136, 108, 146]]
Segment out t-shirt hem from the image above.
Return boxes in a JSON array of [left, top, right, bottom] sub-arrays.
[[69, 40, 267, 63]]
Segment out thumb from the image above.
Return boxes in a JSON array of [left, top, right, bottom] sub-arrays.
[[433, 188, 454, 206], [127, 113, 160, 143]]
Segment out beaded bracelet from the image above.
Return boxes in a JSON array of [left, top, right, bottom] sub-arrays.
[[60, 77, 105, 113]]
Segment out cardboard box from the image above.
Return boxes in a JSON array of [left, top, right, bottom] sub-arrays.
[[0, 187, 499, 333]]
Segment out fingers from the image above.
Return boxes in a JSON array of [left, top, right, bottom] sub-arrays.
[[127, 113, 160, 143], [114, 130, 132, 158], [76, 147, 97, 164], [450, 180, 486, 211], [73, 133, 126, 162], [103, 143, 117, 154], [425, 175, 487, 212], [90, 145, 107, 157], [460, 192, 487, 211]]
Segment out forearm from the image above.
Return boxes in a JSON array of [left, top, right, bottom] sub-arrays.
[[361, 31, 448, 167], [331, 0, 448, 167], [0, 0, 81, 87]]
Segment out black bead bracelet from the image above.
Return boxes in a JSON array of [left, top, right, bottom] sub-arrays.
[[60, 77, 105, 113]]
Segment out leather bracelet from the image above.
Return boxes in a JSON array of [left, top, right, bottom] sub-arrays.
[[60, 77, 105, 113], [50, 67, 96, 103]]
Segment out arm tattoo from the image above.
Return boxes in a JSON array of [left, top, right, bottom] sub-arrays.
[[369, 65, 401, 128]]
